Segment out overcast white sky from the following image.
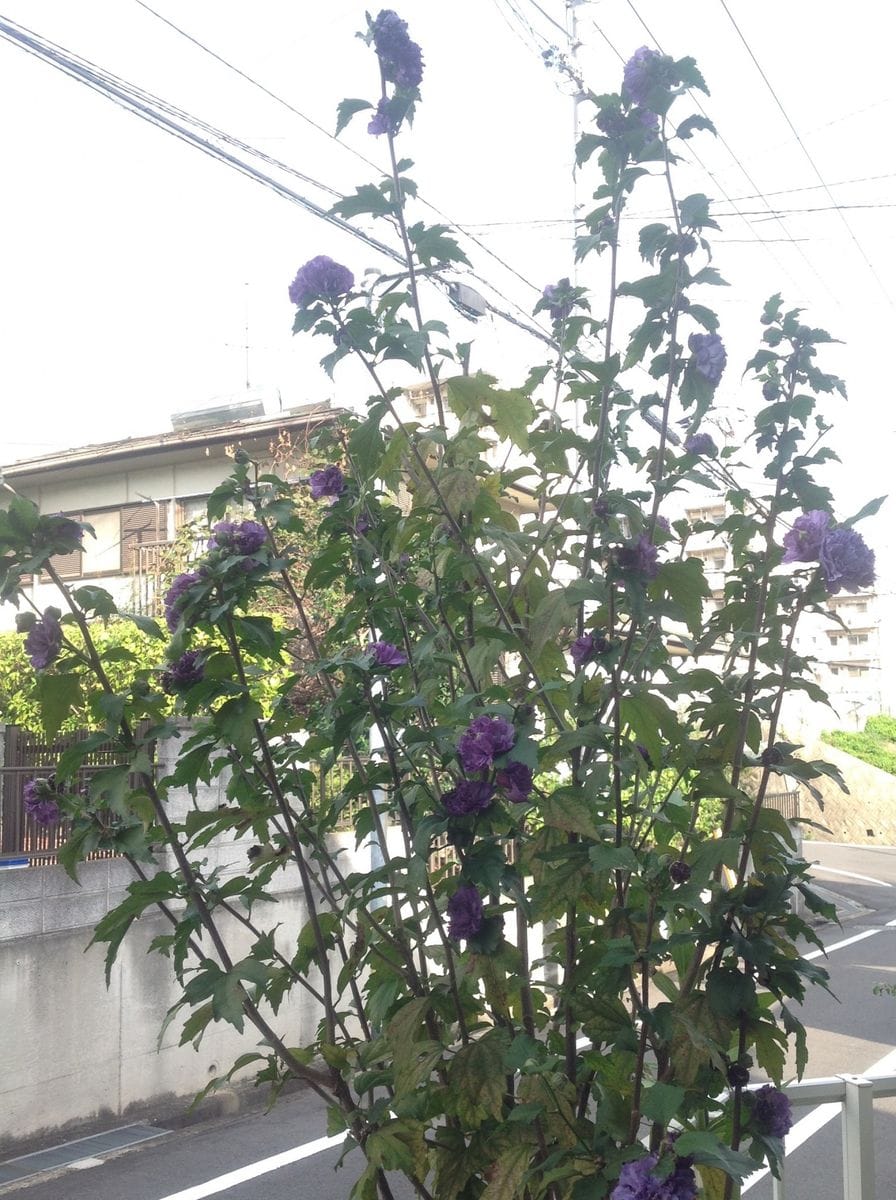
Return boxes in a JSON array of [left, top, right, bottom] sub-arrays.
[[0, 1, 893, 563]]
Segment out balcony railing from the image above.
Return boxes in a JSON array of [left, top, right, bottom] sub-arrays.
[[744, 1070, 896, 1200]]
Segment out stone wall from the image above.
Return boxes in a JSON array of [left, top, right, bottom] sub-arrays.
[[799, 741, 896, 845], [0, 728, 369, 1149]]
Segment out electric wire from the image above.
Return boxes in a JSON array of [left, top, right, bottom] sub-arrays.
[[717, 0, 895, 308], [131, 0, 552, 319], [622, 0, 834, 303], [0, 15, 558, 351]]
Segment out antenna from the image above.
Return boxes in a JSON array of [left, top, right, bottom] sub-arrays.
[[244, 281, 250, 390]]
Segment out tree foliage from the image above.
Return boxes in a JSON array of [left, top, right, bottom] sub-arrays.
[[0, 19, 878, 1200]]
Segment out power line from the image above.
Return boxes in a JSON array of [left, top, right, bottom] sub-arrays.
[[132, 0, 551, 318], [717, 0, 895, 309], [0, 16, 560, 353], [623, 0, 836, 304]]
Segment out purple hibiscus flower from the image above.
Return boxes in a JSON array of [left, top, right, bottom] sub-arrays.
[[617, 534, 660, 580], [441, 780, 495, 816], [163, 570, 204, 633], [819, 527, 875, 594], [23, 778, 61, 825], [208, 520, 267, 556], [24, 610, 62, 670], [288, 256, 354, 308], [309, 465, 346, 501], [622, 46, 664, 109], [446, 883, 484, 942], [684, 432, 718, 457], [688, 332, 728, 385], [367, 97, 396, 137], [368, 640, 408, 668], [611, 1153, 698, 1200], [542, 278, 574, 323], [371, 9, 424, 89], [782, 510, 831, 564], [495, 761, 534, 804], [161, 650, 205, 694], [457, 715, 516, 774], [571, 632, 611, 668], [750, 1084, 793, 1139]]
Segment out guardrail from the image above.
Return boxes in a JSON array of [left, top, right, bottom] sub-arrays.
[[751, 1071, 896, 1200]]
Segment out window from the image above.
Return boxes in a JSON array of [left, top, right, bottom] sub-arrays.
[[45, 502, 163, 580], [686, 503, 725, 525], [848, 633, 869, 646], [405, 385, 434, 418]]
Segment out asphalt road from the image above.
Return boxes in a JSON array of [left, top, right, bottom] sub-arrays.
[[4, 841, 896, 1200]]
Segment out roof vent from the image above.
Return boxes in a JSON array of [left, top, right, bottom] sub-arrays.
[[170, 397, 265, 431]]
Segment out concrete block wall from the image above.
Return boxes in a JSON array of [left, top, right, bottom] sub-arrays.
[[800, 741, 896, 844], [0, 727, 351, 1149]]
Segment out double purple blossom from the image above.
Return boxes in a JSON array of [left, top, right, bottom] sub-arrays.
[[309, 465, 346, 500], [688, 332, 728, 385], [441, 780, 495, 816], [622, 46, 666, 110], [368, 640, 408, 668], [288, 256, 354, 308], [617, 534, 660, 580], [24, 610, 62, 670], [163, 571, 203, 633], [371, 10, 424, 89], [447, 883, 484, 941], [208, 520, 267, 556], [750, 1085, 793, 1139], [571, 631, 611, 669], [495, 761, 534, 804], [542, 278, 574, 323], [457, 715, 515, 774], [783, 510, 875, 594], [161, 650, 205, 694], [782, 510, 831, 564], [611, 1153, 698, 1200], [820, 527, 875, 594], [684, 432, 718, 457], [23, 778, 61, 825]]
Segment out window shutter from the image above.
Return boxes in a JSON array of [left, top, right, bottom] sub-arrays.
[[121, 502, 162, 573], [39, 512, 83, 581]]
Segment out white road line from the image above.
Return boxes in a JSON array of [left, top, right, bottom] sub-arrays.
[[742, 1047, 896, 1193], [803, 927, 882, 961], [154, 1133, 345, 1200], [812, 865, 893, 887], [152, 928, 894, 1200]]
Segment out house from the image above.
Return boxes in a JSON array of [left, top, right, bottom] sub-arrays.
[[0, 395, 339, 630]]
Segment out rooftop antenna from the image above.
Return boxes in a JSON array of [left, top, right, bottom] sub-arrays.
[[244, 282, 251, 390]]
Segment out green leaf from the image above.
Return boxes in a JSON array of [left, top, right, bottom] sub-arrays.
[[448, 1029, 509, 1126], [641, 1082, 685, 1125], [673, 1131, 759, 1181], [37, 673, 82, 739], [120, 611, 165, 639], [407, 221, 471, 267], [330, 184, 395, 221], [481, 1142, 532, 1200], [658, 557, 710, 636], [335, 97, 373, 136], [529, 589, 576, 660], [539, 789, 602, 839]]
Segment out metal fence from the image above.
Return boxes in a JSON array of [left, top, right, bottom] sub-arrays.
[[764, 789, 801, 822], [0, 725, 154, 866], [753, 1070, 896, 1200]]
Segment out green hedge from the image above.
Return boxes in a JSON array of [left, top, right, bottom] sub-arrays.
[[823, 725, 896, 776]]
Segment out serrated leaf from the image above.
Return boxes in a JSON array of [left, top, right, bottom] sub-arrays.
[[335, 97, 373, 136], [37, 673, 82, 739], [539, 789, 602, 839]]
